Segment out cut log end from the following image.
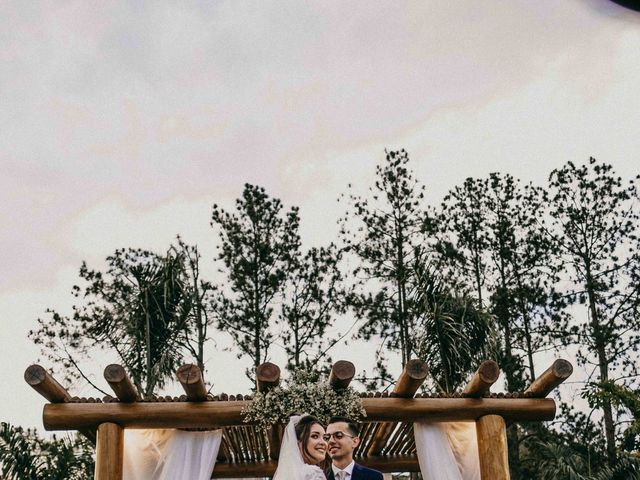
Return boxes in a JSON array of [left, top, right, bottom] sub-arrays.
[[256, 362, 281, 392], [478, 360, 500, 383], [24, 365, 46, 385], [176, 364, 203, 385], [404, 359, 429, 380], [103, 364, 126, 383], [329, 360, 356, 389], [552, 359, 573, 379], [256, 363, 280, 383]]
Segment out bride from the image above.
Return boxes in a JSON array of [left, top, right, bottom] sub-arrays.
[[273, 415, 328, 480]]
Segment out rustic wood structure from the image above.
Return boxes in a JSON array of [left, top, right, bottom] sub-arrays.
[[25, 358, 572, 480]]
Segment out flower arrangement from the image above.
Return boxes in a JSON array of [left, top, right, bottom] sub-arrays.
[[242, 369, 366, 428]]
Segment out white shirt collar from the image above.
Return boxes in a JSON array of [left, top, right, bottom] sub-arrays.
[[332, 460, 355, 477]]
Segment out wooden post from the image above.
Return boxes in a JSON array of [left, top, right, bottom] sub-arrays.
[[176, 364, 208, 401], [368, 359, 428, 456], [463, 360, 500, 397], [95, 422, 123, 480], [524, 359, 573, 398], [329, 360, 356, 390], [104, 364, 139, 402], [476, 415, 510, 480]]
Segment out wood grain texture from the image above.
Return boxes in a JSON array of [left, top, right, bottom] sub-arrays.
[[476, 415, 510, 480], [24, 365, 71, 403], [103, 364, 139, 403], [463, 360, 500, 397], [525, 359, 573, 398], [95, 423, 123, 480]]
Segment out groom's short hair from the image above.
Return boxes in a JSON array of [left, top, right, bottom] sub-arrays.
[[328, 416, 359, 436]]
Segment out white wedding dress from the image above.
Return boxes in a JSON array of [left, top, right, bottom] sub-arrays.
[[273, 416, 327, 480]]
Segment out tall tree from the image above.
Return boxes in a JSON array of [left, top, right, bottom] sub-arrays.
[[339, 149, 433, 371], [170, 237, 215, 374], [547, 157, 640, 462], [279, 244, 344, 372], [211, 184, 301, 378], [30, 245, 202, 396]]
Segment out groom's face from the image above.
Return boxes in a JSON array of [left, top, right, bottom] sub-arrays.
[[326, 422, 359, 464]]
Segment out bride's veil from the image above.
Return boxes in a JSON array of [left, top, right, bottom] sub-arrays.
[[273, 415, 305, 480], [273, 415, 325, 480]]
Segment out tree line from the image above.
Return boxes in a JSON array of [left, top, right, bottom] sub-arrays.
[[3, 152, 639, 479]]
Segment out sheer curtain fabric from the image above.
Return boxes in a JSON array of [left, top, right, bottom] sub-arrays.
[[414, 422, 480, 480], [123, 429, 222, 480]]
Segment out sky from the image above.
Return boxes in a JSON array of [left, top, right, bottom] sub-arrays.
[[1, 0, 639, 433]]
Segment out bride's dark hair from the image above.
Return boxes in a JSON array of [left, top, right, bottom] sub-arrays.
[[295, 415, 326, 467]]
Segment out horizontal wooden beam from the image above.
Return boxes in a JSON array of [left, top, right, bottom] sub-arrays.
[[210, 455, 420, 477], [43, 397, 555, 430]]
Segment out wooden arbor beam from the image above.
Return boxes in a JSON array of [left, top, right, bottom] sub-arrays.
[[177, 364, 208, 401], [463, 360, 500, 397], [525, 359, 573, 398], [24, 365, 71, 403], [329, 360, 356, 390], [104, 364, 139, 402], [210, 455, 421, 478], [368, 359, 429, 456], [42, 397, 555, 430], [256, 362, 282, 461]]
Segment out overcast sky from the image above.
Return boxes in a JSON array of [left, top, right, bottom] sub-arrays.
[[1, 0, 639, 432]]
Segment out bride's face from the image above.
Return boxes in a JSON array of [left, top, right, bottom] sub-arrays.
[[301, 423, 327, 464]]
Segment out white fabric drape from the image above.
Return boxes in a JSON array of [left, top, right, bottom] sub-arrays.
[[123, 429, 222, 480], [414, 422, 480, 480]]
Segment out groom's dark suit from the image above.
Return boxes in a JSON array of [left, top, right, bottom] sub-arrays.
[[326, 463, 383, 480]]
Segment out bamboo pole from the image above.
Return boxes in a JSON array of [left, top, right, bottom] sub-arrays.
[[256, 362, 280, 392], [95, 422, 123, 480], [329, 360, 356, 389], [476, 415, 510, 480], [368, 359, 428, 456], [24, 365, 71, 403], [463, 360, 500, 397], [103, 364, 139, 402], [42, 397, 556, 430], [524, 359, 573, 398], [176, 364, 208, 401], [211, 454, 421, 477]]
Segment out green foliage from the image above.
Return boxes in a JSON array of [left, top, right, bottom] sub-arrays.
[[279, 244, 344, 371], [0, 423, 94, 480], [242, 368, 365, 428], [30, 243, 205, 396], [411, 262, 497, 392], [547, 157, 640, 460], [339, 149, 437, 372]]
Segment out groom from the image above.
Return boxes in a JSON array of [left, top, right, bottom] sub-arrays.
[[324, 417, 383, 480]]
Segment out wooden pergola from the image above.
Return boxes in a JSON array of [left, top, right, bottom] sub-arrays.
[[24, 358, 572, 480]]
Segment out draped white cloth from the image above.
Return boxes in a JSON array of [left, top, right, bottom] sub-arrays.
[[414, 422, 480, 480], [273, 416, 326, 480], [123, 429, 222, 480]]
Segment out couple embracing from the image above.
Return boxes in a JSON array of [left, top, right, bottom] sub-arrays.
[[274, 415, 383, 480]]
